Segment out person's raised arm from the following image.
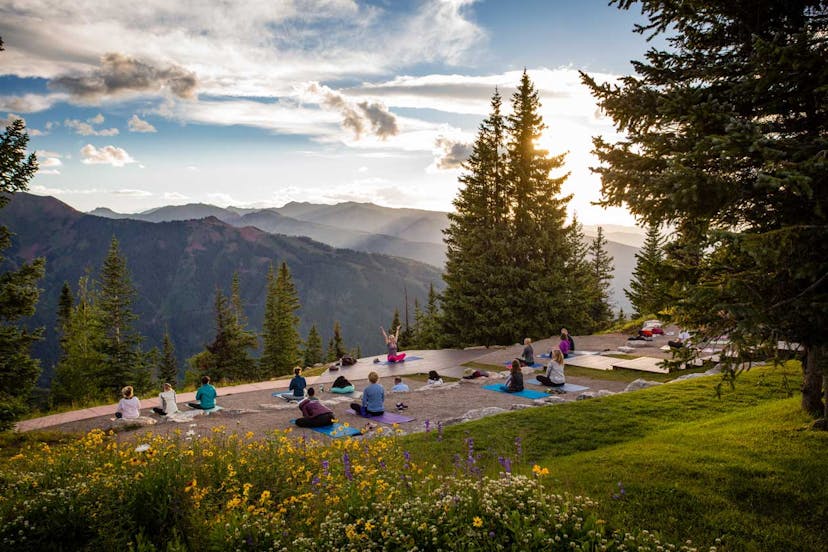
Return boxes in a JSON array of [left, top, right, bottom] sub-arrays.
[[380, 326, 388, 341], [394, 326, 401, 340]]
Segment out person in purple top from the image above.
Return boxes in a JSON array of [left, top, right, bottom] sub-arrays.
[[295, 388, 334, 427], [558, 333, 571, 358]]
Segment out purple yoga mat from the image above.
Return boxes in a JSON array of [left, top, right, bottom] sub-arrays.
[[349, 409, 414, 424]]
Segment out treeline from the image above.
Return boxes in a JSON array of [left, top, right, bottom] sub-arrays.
[[49, 239, 368, 405]]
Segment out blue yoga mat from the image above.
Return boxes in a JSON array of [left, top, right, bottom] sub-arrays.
[[482, 384, 548, 399], [290, 419, 362, 437], [525, 380, 589, 392], [375, 355, 423, 366]]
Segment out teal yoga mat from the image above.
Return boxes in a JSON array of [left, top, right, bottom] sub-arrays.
[[482, 384, 548, 399], [290, 420, 362, 437]]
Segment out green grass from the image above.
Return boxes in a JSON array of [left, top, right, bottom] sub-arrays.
[[402, 362, 828, 551]]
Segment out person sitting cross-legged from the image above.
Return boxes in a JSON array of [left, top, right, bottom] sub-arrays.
[[295, 387, 334, 428], [351, 371, 385, 416], [502, 360, 525, 393], [188, 376, 217, 410], [536, 349, 566, 388], [152, 382, 179, 416]]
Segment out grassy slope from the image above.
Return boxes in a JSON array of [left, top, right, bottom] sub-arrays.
[[403, 363, 828, 551]]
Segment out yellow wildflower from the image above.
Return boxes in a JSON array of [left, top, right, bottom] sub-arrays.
[[473, 516, 483, 528]]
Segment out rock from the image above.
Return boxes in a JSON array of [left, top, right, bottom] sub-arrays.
[[576, 392, 596, 400], [624, 379, 663, 392], [106, 416, 157, 431], [596, 389, 616, 397], [669, 372, 709, 382], [510, 403, 536, 410], [533, 396, 566, 405], [444, 406, 508, 426]]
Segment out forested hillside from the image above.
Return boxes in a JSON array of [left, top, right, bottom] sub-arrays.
[[0, 193, 443, 385]]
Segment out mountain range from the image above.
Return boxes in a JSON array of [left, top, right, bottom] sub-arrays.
[[89, 201, 642, 313], [1, 194, 444, 385]]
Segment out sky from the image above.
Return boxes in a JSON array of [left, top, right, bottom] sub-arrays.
[[0, 0, 658, 225]]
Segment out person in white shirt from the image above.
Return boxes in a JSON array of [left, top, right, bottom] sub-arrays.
[[115, 386, 141, 419], [668, 329, 692, 349], [537, 349, 566, 387], [152, 383, 179, 416]]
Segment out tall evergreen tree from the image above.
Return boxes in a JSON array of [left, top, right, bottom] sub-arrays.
[[442, 90, 511, 346], [52, 277, 106, 404], [587, 227, 615, 330], [506, 70, 571, 340], [201, 284, 256, 381], [260, 262, 301, 377], [98, 237, 145, 395], [582, 1, 828, 417], [302, 324, 323, 367], [560, 214, 596, 334], [326, 321, 346, 362], [417, 283, 443, 349], [389, 308, 402, 342], [159, 330, 179, 384], [0, 115, 44, 428], [625, 224, 667, 317]]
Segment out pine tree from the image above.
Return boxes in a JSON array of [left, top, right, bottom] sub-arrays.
[[625, 224, 667, 317], [389, 308, 402, 343], [56, 281, 73, 358], [98, 237, 145, 395], [505, 70, 571, 340], [587, 227, 615, 330], [326, 321, 346, 361], [262, 262, 301, 377], [0, 116, 43, 429], [52, 277, 106, 405], [560, 213, 597, 334], [582, 1, 828, 416], [159, 330, 179, 384], [442, 90, 511, 346], [410, 298, 423, 349], [418, 283, 443, 349], [260, 264, 280, 376], [302, 324, 323, 367]]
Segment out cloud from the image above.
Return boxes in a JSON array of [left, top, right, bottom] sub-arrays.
[[80, 144, 136, 167], [164, 191, 189, 201], [50, 53, 198, 102], [128, 114, 156, 133], [112, 188, 152, 197], [0, 112, 25, 128], [39, 156, 62, 168], [65, 114, 119, 136], [0, 93, 67, 113], [305, 82, 398, 140], [433, 135, 472, 170]]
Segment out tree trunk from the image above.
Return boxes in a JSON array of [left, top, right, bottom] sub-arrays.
[[801, 344, 825, 418]]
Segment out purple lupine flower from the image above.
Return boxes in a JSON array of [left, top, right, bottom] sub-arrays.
[[322, 459, 329, 477], [504, 457, 511, 474], [378, 460, 386, 470], [403, 450, 411, 470], [343, 452, 352, 480], [453, 453, 462, 471], [424, 419, 431, 432]]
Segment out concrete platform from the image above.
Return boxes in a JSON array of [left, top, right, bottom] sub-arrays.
[[566, 355, 617, 371], [612, 356, 669, 374]]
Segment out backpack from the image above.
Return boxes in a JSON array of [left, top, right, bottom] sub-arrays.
[[341, 355, 357, 366]]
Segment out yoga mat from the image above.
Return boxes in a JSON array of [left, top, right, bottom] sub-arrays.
[[375, 355, 423, 366], [290, 420, 362, 437], [525, 380, 589, 392], [347, 410, 415, 424], [482, 384, 548, 399], [272, 392, 303, 400]]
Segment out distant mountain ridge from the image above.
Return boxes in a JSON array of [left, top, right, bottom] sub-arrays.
[[1, 194, 443, 385], [89, 201, 642, 312]]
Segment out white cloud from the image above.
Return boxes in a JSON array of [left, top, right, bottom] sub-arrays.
[[164, 191, 189, 201], [38, 169, 61, 175], [432, 135, 472, 170], [65, 117, 119, 136], [39, 156, 63, 168], [88, 113, 105, 124], [304, 82, 398, 140], [80, 144, 136, 167], [112, 188, 152, 197], [128, 114, 157, 132], [0, 1, 482, 100], [0, 93, 67, 113]]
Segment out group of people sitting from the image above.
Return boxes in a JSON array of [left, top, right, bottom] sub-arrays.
[[504, 328, 573, 393], [114, 376, 218, 420]]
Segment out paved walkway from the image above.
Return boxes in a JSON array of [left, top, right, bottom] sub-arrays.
[[16, 330, 677, 432]]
